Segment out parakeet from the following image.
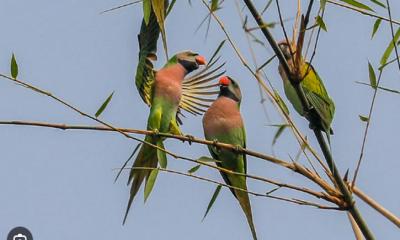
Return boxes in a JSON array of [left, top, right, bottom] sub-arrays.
[[203, 76, 258, 240], [278, 41, 335, 135], [123, 3, 224, 223]]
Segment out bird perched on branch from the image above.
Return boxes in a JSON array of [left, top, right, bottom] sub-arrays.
[[123, 3, 224, 223], [277, 40, 335, 136], [203, 76, 258, 240]]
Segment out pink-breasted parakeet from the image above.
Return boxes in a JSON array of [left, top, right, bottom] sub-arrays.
[[203, 76, 258, 240]]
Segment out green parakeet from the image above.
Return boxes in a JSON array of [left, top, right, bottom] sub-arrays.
[[123, 2, 224, 223], [203, 76, 258, 240], [278, 41, 335, 135]]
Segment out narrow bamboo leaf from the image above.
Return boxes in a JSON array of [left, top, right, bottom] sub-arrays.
[[115, 143, 142, 183], [157, 142, 167, 168], [197, 156, 221, 163], [359, 115, 369, 122], [211, 0, 219, 11], [202, 185, 222, 221], [380, 28, 400, 66], [316, 16, 327, 32], [188, 165, 201, 174], [369, 0, 386, 8], [143, 0, 151, 25], [274, 90, 290, 115], [339, 0, 374, 12], [166, 0, 176, 16], [208, 39, 226, 65], [371, 19, 382, 39], [11, 53, 18, 79], [95, 91, 114, 118], [368, 62, 377, 89], [144, 168, 159, 202], [320, 0, 327, 10], [272, 124, 288, 146]]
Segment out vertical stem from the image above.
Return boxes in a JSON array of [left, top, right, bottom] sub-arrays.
[[242, 0, 375, 239]]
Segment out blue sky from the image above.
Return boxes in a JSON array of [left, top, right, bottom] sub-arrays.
[[0, 1, 399, 239]]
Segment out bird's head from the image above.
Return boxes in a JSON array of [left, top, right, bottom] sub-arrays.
[[278, 40, 295, 61], [218, 76, 242, 103], [173, 50, 206, 73]]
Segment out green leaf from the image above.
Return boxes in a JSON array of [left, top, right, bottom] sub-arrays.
[[143, 0, 151, 25], [359, 115, 369, 122], [371, 19, 382, 39], [339, 0, 374, 12], [157, 141, 167, 168], [274, 90, 290, 115], [316, 16, 327, 32], [11, 53, 18, 79], [380, 28, 400, 66], [144, 168, 159, 202], [197, 156, 221, 163], [166, 0, 176, 16], [188, 165, 201, 174], [95, 91, 114, 118], [368, 62, 377, 89], [272, 124, 289, 146], [202, 185, 222, 221], [320, 0, 327, 10], [369, 0, 386, 8], [211, 0, 219, 11], [208, 39, 226, 65]]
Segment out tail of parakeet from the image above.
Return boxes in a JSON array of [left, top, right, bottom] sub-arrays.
[[123, 135, 160, 224], [234, 186, 258, 240]]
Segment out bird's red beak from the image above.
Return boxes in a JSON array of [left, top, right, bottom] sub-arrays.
[[195, 55, 206, 65], [219, 76, 230, 86]]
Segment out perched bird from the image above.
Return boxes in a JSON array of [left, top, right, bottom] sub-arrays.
[[277, 41, 335, 135], [124, 51, 218, 223], [123, 4, 224, 223], [203, 76, 258, 240]]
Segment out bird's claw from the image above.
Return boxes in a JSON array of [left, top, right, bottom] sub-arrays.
[[234, 145, 242, 153], [185, 134, 195, 145], [152, 129, 159, 136]]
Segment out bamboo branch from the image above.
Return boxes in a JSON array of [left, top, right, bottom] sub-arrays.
[[327, 0, 400, 26], [0, 119, 342, 202], [353, 186, 400, 228], [201, 0, 332, 181], [241, 1, 375, 239], [120, 166, 340, 210]]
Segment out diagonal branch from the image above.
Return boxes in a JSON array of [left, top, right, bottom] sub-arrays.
[[241, 1, 375, 239]]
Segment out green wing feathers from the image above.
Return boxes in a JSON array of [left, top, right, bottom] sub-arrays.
[[300, 62, 335, 133], [135, 3, 163, 106]]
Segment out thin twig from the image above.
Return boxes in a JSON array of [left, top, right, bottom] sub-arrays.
[[385, 0, 400, 71], [119, 166, 340, 210], [242, 1, 375, 239], [348, 213, 364, 240], [352, 70, 383, 187], [353, 186, 400, 228], [327, 0, 400, 26], [201, 0, 332, 180]]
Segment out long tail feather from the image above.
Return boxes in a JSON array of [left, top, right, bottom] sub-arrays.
[[235, 189, 258, 240]]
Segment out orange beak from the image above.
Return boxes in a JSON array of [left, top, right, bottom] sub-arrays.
[[219, 76, 230, 86], [195, 55, 206, 65]]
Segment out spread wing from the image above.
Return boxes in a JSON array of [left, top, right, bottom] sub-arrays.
[[135, 5, 161, 106], [177, 57, 225, 124]]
